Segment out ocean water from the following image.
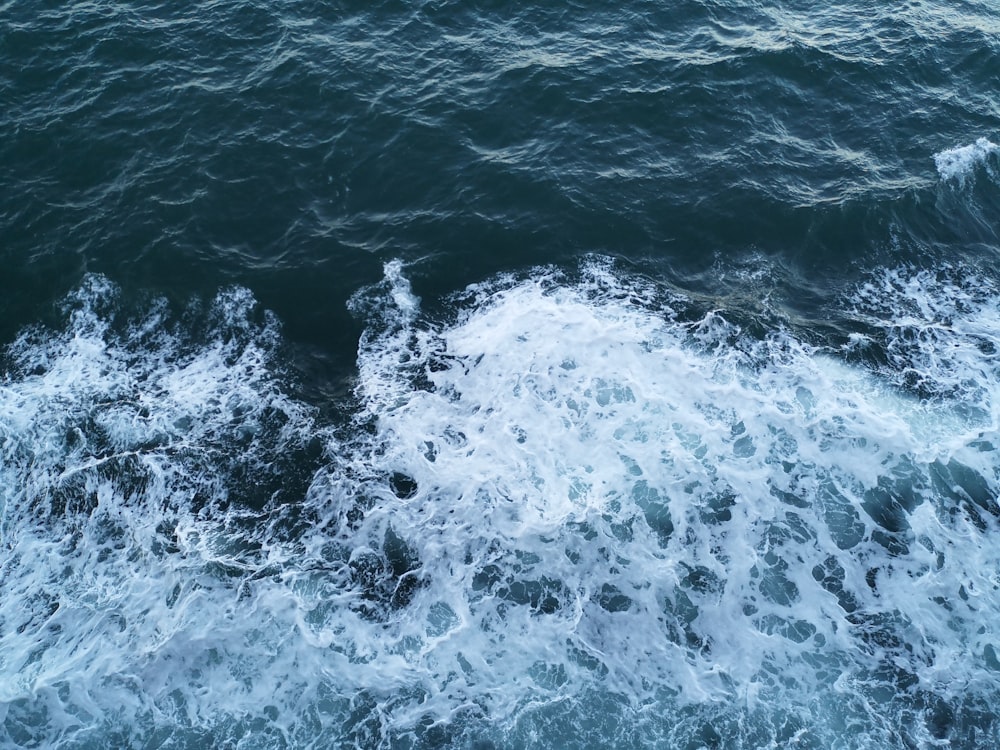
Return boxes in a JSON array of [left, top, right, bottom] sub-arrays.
[[3, 1, 1000, 748]]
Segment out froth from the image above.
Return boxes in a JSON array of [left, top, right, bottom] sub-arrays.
[[4, 264, 1000, 748], [0, 276, 319, 746], [305, 258, 1000, 746], [933, 137, 999, 185]]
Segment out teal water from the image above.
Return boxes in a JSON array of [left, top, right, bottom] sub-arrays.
[[2, 1, 1000, 747]]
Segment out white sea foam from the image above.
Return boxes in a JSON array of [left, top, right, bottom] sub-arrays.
[[0, 277, 320, 746], [3, 265, 1000, 748], [308, 258, 1000, 746], [933, 137, 999, 185]]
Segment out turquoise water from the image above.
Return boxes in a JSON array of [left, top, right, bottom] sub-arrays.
[[2, 2, 1000, 747]]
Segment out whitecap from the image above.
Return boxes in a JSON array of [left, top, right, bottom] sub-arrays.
[[933, 137, 999, 185], [4, 264, 1000, 748]]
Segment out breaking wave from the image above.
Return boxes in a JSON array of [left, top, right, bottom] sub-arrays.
[[3, 262, 1000, 748], [934, 137, 999, 186]]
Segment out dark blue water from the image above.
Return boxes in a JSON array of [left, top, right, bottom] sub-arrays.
[[3, 2, 1000, 748]]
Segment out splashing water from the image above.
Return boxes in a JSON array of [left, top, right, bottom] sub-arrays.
[[933, 137, 999, 186], [2, 263, 1000, 748]]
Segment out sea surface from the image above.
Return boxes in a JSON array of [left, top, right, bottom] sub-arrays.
[[3, 1, 1000, 748]]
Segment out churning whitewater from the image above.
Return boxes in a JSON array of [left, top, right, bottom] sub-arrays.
[[4, 0, 1000, 745], [2, 260, 999, 748]]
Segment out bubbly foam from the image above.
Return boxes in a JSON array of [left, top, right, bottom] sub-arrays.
[[322, 260, 1000, 746], [0, 277, 321, 747], [3, 264, 1000, 748], [933, 137, 999, 185]]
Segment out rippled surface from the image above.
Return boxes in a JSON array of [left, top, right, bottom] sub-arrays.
[[3, 1, 1000, 748]]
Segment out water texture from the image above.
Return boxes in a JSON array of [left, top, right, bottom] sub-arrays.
[[2, 1, 1000, 748]]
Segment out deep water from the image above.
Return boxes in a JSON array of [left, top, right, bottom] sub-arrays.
[[2, 1, 1000, 748]]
